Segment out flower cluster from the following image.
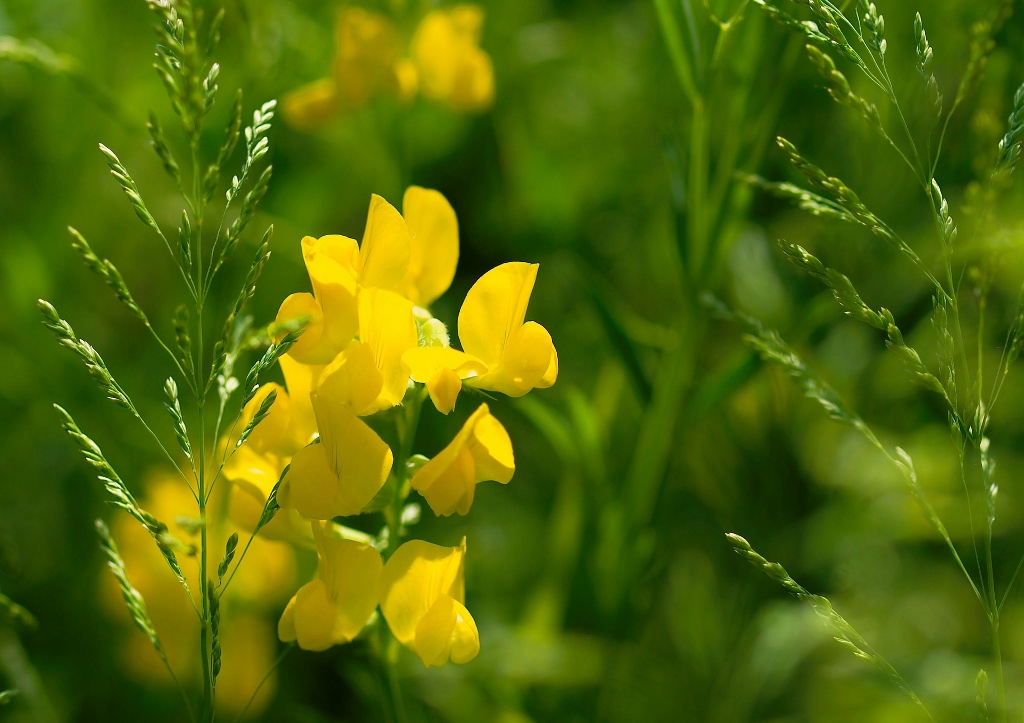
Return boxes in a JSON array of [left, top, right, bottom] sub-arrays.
[[225, 187, 556, 666], [282, 5, 494, 128]]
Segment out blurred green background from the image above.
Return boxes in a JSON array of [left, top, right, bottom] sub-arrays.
[[3, 0, 1024, 721]]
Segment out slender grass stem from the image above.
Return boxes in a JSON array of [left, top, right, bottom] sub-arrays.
[[231, 643, 294, 723]]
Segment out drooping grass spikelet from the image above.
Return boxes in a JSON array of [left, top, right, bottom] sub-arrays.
[[914, 13, 942, 119], [860, 2, 885, 56], [96, 519, 169, 663], [202, 89, 243, 204], [234, 390, 277, 449], [38, 300, 131, 409], [98, 143, 166, 244], [146, 110, 181, 188], [0, 592, 37, 629], [740, 173, 855, 223], [804, 45, 882, 130], [726, 533, 931, 715], [929, 179, 958, 254], [217, 533, 238, 583], [178, 210, 193, 277], [56, 405, 193, 596], [163, 378, 192, 462], [227, 100, 277, 205], [68, 227, 148, 324], [993, 82, 1024, 184], [173, 304, 195, 378], [240, 328, 302, 408], [208, 226, 273, 390]]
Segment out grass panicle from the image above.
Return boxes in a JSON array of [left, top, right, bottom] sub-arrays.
[[726, 533, 933, 718]]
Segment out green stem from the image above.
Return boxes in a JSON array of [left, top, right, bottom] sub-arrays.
[[231, 643, 294, 723]]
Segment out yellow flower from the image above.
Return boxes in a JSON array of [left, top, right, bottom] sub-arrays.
[[276, 194, 411, 364], [282, 8, 403, 128], [379, 538, 479, 667], [411, 6, 494, 112], [278, 521, 383, 651], [402, 262, 557, 412], [277, 392, 393, 520], [410, 404, 513, 516], [223, 356, 318, 542]]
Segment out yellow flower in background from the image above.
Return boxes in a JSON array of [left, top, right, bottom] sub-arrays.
[[102, 473, 296, 718], [411, 6, 494, 112], [277, 394, 393, 520], [223, 356, 318, 542], [379, 538, 479, 667], [282, 8, 403, 128], [282, 4, 493, 129], [278, 521, 383, 651], [410, 404, 513, 516]]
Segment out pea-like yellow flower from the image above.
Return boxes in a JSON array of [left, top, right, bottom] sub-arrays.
[[224, 356, 319, 541], [277, 194, 411, 365], [410, 404, 513, 516], [402, 262, 557, 412], [411, 6, 494, 112], [278, 521, 383, 651], [282, 8, 403, 128], [278, 188, 457, 366], [277, 392, 393, 520], [379, 538, 479, 667]]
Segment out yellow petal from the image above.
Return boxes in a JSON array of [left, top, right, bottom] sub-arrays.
[[276, 292, 328, 365], [280, 443, 336, 520], [312, 522, 383, 643], [315, 396, 394, 516], [496, 321, 557, 396], [411, 594, 479, 666], [402, 346, 485, 382], [358, 195, 411, 291], [303, 235, 360, 357], [278, 595, 298, 643], [415, 445, 476, 516], [403, 186, 459, 306], [446, 598, 480, 664], [279, 355, 321, 448], [291, 579, 337, 651], [358, 288, 418, 411], [427, 367, 463, 415], [281, 77, 339, 129], [316, 342, 384, 415], [467, 410, 514, 484], [379, 538, 467, 647], [458, 262, 538, 367]]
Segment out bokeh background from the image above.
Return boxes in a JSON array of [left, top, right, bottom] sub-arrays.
[[3, 0, 1024, 720]]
